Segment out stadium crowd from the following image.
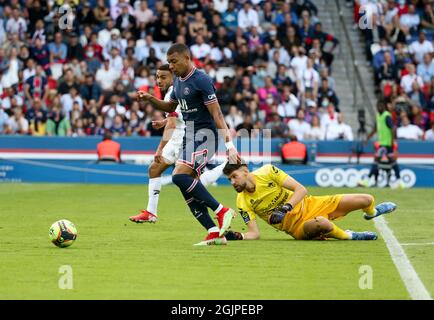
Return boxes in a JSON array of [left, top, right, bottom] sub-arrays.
[[0, 0, 375, 142], [354, 0, 434, 140]]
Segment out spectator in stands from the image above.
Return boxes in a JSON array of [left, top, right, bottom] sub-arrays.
[[66, 33, 84, 62], [225, 105, 244, 130], [409, 30, 433, 65], [96, 59, 120, 92], [115, 3, 136, 33], [288, 109, 311, 141], [305, 114, 324, 140], [0, 103, 8, 134], [400, 63, 423, 95], [400, 4, 421, 38], [425, 121, 434, 140], [80, 73, 104, 109], [5, 107, 28, 135], [278, 86, 299, 119], [317, 77, 339, 109], [417, 53, 434, 84], [396, 113, 423, 140], [238, 1, 259, 33], [235, 113, 255, 138], [46, 107, 71, 136], [324, 113, 353, 141], [101, 94, 126, 130], [6, 8, 27, 41], [298, 57, 319, 100], [97, 131, 121, 163], [265, 112, 289, 138], [24, 64, 48, 105], [26, 97, 47, 136], [48, 32, 67, 65], [146, 110, 165, 137]]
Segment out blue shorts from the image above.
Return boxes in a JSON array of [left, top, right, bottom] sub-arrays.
[[176, 128, 218, 176]]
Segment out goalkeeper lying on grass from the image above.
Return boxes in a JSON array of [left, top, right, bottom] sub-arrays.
[[222, 162, 396, 241]]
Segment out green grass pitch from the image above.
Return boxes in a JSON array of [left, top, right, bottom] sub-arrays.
[[0, 184, 433, 299]]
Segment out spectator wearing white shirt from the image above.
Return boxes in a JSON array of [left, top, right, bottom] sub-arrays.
[[210, 42, 232, 65], [321, 103, 339, 129], [60, 87, 84, 119], [101, 94, 126, 129], [237, 1, 259, 32], [304, 114, 325, 140], [108, 47, 123, 74], [425, 122, 434, 140], [277, 88, 299, 119], [409, 31, 434, 65], [397, 114, 423, 140], [190, 35, 212, 61], [268, 39, 291, 67], [96, 59, 120, 92], [288, 109, 311, 141], [213, 0, 229, 14], [135, 0, 155, 26], [290, 46, 308, 81], [417, 53, 434, 83], [298, 57, 320, 98], [400, 4, 420, 36], [23, 59, 36, 82], [6, 8, 27, 41], [224, 105, 243, 129], [324, 113, 353, 141], [400, 64, 424, 94], [135, 35, 164, 62], [6, 107, 28, 134]]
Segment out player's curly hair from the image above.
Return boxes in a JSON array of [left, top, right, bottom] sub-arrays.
[[223, 161, 248, 176]]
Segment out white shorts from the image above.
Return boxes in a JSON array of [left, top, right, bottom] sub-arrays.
[[161, 138, 183, 165]]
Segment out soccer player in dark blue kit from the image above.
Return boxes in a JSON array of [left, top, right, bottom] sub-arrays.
[[137, 43, 240, 245]]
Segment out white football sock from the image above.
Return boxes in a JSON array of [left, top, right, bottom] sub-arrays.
[[208, 226, 220, 234], [147, 177, 161, 215], [200, 161, 226, 186], [160, 175, 173, 186]]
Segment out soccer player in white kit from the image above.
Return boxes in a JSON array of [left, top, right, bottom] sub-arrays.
[[129, 64, 226, 223]]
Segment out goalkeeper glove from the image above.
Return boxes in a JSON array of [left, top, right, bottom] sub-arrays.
[[224, 230, 244, 240], [268, 203, 293, 224]]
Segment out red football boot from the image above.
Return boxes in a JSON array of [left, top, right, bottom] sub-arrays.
[[216, 207, 235, 236], [193, 232, 227, 246], [129, 210, 158, 223]]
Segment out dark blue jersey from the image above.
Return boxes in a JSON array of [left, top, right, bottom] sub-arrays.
[[169, 67, 218, 133]]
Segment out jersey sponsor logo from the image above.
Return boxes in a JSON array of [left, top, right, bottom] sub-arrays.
[[268, 182, 276, 188], [239, 208, 250, 223], [184, 87, 190, 95]]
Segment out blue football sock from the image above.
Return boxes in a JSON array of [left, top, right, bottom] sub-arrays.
[[172, 174, 221, 212]]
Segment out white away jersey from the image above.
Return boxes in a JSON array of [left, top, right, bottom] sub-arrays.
[[164, 86, 185, 141]]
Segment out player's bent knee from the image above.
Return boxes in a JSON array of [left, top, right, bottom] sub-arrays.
[[148, 162, 165, 178], [303, 217, 333, 239], [361, 194, 374, 208]]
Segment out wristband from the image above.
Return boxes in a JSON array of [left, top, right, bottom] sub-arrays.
[[283, 203, 293, 212], [225, 140, 235, 150]]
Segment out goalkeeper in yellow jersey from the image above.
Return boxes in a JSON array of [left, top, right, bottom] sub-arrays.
[[222, 163, 397, 241]]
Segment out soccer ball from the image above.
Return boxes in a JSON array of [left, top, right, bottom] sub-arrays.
[[49, 219, 77, 248]]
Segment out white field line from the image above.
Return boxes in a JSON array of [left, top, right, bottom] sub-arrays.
[[374, 216, 432, 300], [401, 242, 434, 246]]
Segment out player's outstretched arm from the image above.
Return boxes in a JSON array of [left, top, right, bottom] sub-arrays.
[[225, 220, 260, 240], [137, 91, 178, 113], [207, 101, 241, 164], [281, 176, 308, 212]]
